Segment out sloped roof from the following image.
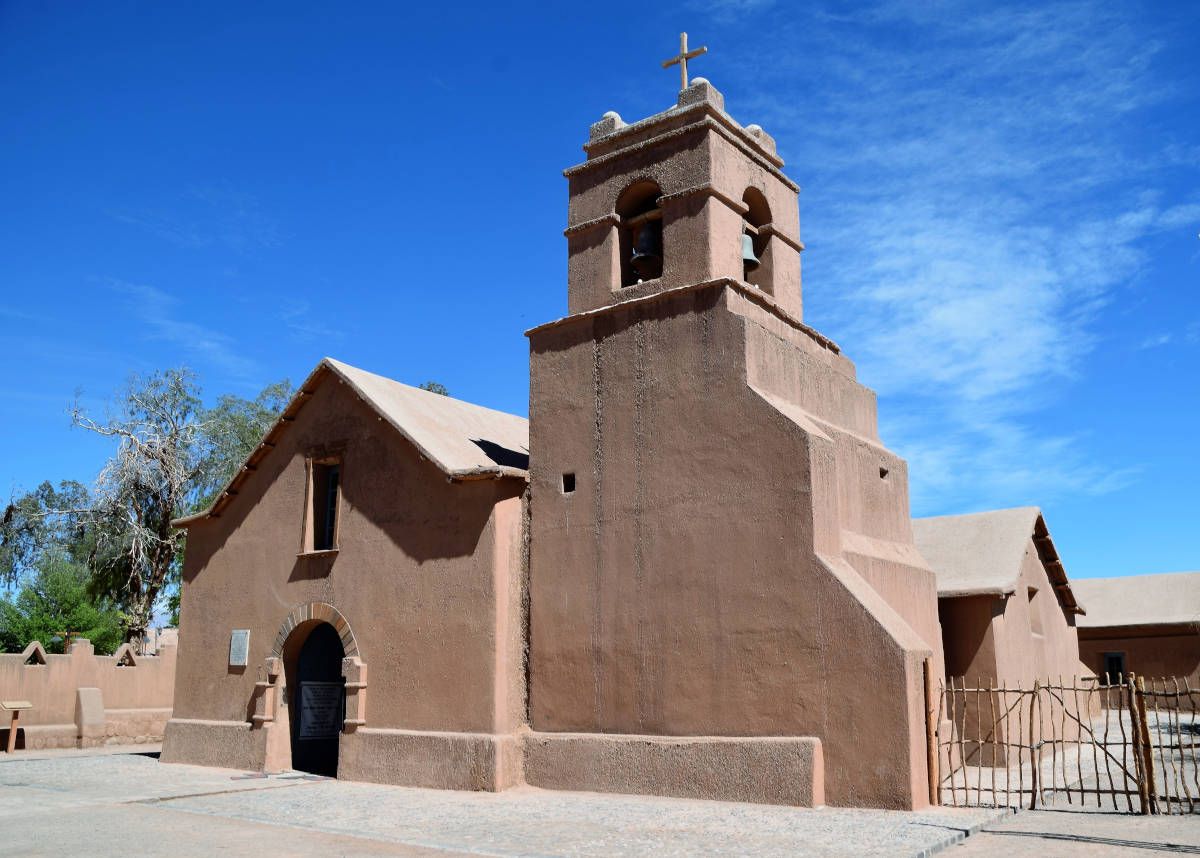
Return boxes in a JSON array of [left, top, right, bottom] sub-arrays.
[[912, 506, 1083, 614], [175, 358, 528, 527], [1072, 572, 1200, 629]]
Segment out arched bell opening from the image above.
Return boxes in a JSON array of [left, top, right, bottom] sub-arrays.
[[616, 180, 664, 287], [741, 187, 773, 294], [280, 620, 346, 777]]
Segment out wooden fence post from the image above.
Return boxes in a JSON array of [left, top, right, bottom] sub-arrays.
[[924, 658, 939, 806], [1128, 673, 1151, 814], [1029, 679, 1040, 810], [1135, 675, 1158, 814]]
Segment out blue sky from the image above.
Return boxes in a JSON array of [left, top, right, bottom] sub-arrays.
[[2, 1, 1197, 581]]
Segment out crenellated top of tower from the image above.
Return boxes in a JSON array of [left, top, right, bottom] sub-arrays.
[[562, 77, 806, 321], [574, 80, 790, 186]]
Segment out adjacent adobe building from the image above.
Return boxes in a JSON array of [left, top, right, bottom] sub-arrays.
[[913, 507, 1085, 685], [913, 507, 1089, 762], [1073, 571, 1200, 684], [162, 358, 530, 788], [163, 75, 946, 810]]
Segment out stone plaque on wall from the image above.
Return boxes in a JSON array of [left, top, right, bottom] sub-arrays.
[[228, 629, 250, 667], [298, 681, 344, 739]]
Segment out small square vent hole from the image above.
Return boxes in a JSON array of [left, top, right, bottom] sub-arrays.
[[561, 473, 576, 494], [879, 466, 890, 479]]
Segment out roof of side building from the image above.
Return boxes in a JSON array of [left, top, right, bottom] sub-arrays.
[[912, 506, 1083, 614], [1071, 572, 1200, 629], [174, 357, 529, 527]]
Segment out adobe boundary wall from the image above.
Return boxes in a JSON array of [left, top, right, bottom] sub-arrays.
[[0, 638, 176, 750]]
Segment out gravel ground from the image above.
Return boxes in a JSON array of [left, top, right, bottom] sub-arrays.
[[0, 750, 1003, 857]]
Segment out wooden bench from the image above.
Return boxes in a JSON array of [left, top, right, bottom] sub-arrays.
[[2, 701, 32, 753]]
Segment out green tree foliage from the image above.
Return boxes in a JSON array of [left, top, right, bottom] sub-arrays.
[[418, 381, 449, 396], [194, 379, 294, 510], [0, 554, 124, 655], [1, 372, 295, 647], [0, 480, 92, 584]]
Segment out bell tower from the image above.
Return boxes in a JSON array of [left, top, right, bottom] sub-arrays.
[[564, 78, 804, 320], [526, 68, 944, 811]]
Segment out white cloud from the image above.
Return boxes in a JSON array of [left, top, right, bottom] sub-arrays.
[[700, 0, 1195, 512], [1138, 333, 1173, 350], [280, 300, 346, 342], [109, 183, 281, 252], [108, 280, 258, 378]]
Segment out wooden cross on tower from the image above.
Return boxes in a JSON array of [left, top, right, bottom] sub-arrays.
[[662, 32, 708, 91]]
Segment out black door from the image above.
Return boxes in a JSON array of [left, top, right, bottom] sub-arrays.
[[290, 623, 345, 776]]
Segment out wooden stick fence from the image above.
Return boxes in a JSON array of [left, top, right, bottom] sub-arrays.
[[935, 674, 1199, 814]]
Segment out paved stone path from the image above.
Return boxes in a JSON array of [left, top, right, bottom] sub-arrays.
[[950, 808, 1200, 856], [0, 749, 1001, 857]]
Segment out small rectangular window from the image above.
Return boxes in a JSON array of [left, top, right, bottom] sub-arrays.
[[309, 459, 341, 551], [561, 472, 576, 494], [1103, 651, 1126, 681]]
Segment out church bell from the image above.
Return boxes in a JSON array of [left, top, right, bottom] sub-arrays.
[[741, 233, 760, 271], [630, 221, 663, 280]]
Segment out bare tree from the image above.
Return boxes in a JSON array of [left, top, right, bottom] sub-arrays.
[[71, 369, 206, 647]]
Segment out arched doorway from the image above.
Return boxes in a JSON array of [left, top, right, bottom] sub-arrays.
[[288, 622, 345, 777]]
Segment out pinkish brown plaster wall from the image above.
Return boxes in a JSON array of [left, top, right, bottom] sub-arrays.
[[939, 595, 1001, 682], [992, 536, 1083, 686], [938, 537, 1090, 759], [161, 376, 525, 784], [940, 537, 1084, 688], [0, 639, 176, 750], [565, 83, 803, 321], [527, 283, 939, 809], [1079, 626, 1200, 686]]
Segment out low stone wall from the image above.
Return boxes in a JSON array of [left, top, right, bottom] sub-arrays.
[[0, 639, 176, 750]]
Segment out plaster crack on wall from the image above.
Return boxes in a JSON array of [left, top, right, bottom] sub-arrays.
[[633, 317, 649, 729], [520, 485, 532, 726], [591, 336, 605, 723]]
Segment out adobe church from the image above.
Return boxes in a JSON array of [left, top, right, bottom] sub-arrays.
[[163, 62, 946, 810]]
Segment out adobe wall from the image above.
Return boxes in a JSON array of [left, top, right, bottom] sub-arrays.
[[161, 378, 525, 785], [938, 543, 1084, 691], [1079, 625, 1200, 686], [527, 282, 938, 809], [735, 289, 944, 669], [939, 595, 1000, 682], [938, 541, 1090, 762], [992, 536, 1083, 686], [0, 639, 176, 750]]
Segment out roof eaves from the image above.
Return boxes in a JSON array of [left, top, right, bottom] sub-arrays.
[[171, 358, 531, 529], [1032, 512, 1085, 615], [171, 362, 330, 528], [937, 585, 1015, 599]]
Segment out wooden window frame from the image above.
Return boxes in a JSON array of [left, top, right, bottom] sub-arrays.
[[301, 452, 344, 556]]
